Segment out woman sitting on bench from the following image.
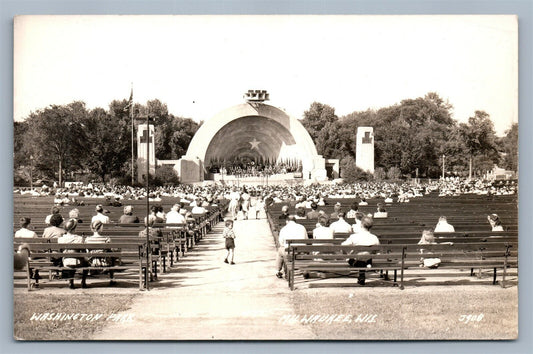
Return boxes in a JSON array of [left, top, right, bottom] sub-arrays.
[[58, 219, 88, 289], [487, 214, 504, 232], [418, 230, 453, 268], [86, 220, 116, 286]]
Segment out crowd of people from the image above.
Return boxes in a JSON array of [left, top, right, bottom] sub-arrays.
[[14, 177, 515, 287], [274, 200, 507, 285], [14, 178, 516, 209], [209, 161, 302, 177]]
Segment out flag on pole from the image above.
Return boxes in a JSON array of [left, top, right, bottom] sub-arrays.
[[124, 87, 133, 111]]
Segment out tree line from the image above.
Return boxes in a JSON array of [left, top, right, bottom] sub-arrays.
[[14, 99, 199, 186], [301, 92, 517, 180], [14, 92, 518, 186]]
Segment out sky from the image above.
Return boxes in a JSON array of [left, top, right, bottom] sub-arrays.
[[14, 15, 518, 136]]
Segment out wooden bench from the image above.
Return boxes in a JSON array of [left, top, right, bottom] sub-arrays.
[[402, 241, 518, 288], [286, 241, 517, 290], [287, 243, 405, 290], [25, 241, 147, 290]]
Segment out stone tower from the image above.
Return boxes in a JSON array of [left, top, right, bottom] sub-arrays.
[[355, 127, 374, 174]]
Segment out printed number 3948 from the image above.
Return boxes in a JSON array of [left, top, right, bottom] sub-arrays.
[[459, 314, 484, 323]]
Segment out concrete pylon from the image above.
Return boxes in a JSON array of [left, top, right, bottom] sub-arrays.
[[355, 127, 374, 174], [137, 123, 156, 182]]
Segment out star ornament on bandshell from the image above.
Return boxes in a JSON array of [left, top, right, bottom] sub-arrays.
[[249, 138, 261, 150]]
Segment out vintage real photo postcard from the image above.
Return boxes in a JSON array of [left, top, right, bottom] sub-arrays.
[[13, 15, 518, 340]]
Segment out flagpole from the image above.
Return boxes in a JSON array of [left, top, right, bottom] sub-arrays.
[[130, 83, 134, 186]]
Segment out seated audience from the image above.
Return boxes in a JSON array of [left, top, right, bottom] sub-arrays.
[[85, 220, 115, 285], [42, 214, 66, 239], [276, 215, 307, 279], [15, 217, 37, 238], [119, 205, 139, 223], [278, 205, 290, 220], [58, 219, 87, 289], [92, 204, 110, 224], [45, 205, 61, 226], [329, 212, 353, 234], [294, 207, 307, 220], [345, 203, 359, 219], [191, 199, 207, 215], [139, 215, 163, 239], [306, 202, 320, 219], [487, 214, 504, 231], [166, 204, 186, 224], [330, 202, 342, 219], [417, 229, 453, 268], [342, 216, 380, 285], [434, 216, 455, 233], [68, 208, 83, 223], [373, 203, 388, 218], [312, 217, 334, 239], [14, 243, 31, 271], [351, 212, 365, 233]]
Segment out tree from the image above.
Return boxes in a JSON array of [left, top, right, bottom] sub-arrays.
[[340, 156, 371, 182], [169, 117, 199, 158], [459, 110, 499, 178], [14, 121, 29, 169], [442, 125, 469, 176], [336, 93, 455, 178], [81, 107, 131, 182], [24, 102, 88, 186], [301, 102, 338, 143], [153, 165, 180, 186], [500, 123, 518, 171]]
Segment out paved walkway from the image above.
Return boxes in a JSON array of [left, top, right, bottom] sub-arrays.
[[92, 216, 315, 340]]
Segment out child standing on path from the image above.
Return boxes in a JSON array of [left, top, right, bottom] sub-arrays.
[[223, 219, 236, 264]]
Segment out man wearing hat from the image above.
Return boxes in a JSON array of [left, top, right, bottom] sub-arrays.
[[119, 205, 139, 223]]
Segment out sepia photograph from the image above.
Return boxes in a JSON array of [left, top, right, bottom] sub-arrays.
[[12, 14, 518, 340]]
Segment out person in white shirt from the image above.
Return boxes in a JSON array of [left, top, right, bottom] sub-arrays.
[[487, 214, 504, 232], [351, 212, 364, 234], [329, 212, 353, 235], [373, 203, 388, 219], [91, 204, 110, 224], [191, 198, 207, 215], [228, 187, 241, 220], [166, 204, 186, 224], [345, 203, 359, 219], [241, 189, 251, 219], [45, 206, 61, 226], [276, 216, 308, 279], [312, 217, 334, 240], [58, 219, 87, 289], [341, 216, 380, 285], [14, 217, 37, 238], [434, 216, 455, 233]]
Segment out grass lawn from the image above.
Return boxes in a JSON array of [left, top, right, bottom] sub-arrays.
[[14, 292, 137, 340], [289, 285, 518, 340]]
